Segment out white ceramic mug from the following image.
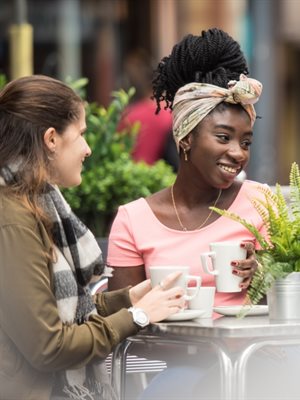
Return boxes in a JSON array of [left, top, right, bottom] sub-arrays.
[[200, 241, 247, 292], [187, 286, 216, 318], [149, 266, 201, 300]]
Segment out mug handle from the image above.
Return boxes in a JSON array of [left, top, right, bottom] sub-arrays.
[[183, 275, 201, 301], [201, 252, 218, 276]]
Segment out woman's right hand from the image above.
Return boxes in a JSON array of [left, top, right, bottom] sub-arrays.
[[133, 272, 185, 323]]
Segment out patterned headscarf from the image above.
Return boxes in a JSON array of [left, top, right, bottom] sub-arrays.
[[172, 74, 263, 151]]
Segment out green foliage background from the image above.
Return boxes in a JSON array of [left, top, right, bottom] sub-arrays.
[[63, 79, 176, 236]]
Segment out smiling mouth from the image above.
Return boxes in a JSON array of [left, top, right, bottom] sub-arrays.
[[218, 163, 241, 175]]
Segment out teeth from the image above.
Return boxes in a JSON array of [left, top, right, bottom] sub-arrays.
[[219, 165, 238, 174]]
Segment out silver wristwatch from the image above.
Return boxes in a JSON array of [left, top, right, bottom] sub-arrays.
[[128, 307, 150, 328]]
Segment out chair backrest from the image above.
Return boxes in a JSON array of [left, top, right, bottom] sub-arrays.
[[97, 237, 108, 263], [90, 277, 108, 294], [90, 237, 109, 294]]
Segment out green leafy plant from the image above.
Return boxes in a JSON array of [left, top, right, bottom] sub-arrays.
[[0, 74, 7, 89], [211, 162, 300, 306], [63, 79, 176, 237]]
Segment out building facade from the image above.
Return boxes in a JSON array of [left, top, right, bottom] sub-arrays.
[[1, 0, 300, 184]]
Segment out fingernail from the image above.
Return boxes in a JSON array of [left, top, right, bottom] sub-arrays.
[[231, 261, 238, 267], [240, 243, 246, 248], [232, 270, 238, 275]]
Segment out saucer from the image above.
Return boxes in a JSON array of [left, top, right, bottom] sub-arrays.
[[213, 305, 269, 316], [164, 309, 205, 322]]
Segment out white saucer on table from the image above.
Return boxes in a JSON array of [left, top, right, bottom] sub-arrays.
[[164, 309, 205, 322], [213, 305, 269, 317]]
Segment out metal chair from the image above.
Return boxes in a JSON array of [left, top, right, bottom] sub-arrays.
[[91, 238, 166, 398]]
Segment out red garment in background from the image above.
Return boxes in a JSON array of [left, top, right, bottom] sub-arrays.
[[119, 99, 172, 165]]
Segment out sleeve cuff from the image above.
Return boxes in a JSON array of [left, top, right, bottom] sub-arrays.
[[94, 287, 132, 316]]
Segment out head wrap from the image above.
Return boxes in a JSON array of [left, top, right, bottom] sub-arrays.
[[172, 74, 263, 151]]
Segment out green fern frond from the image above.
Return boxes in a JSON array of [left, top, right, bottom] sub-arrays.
[[210, 207, 269, 249], [249, 186, 289, 236], [274, 184, 289, 219], [295, 259, 300, 272], [270, 189, 289, 223], [255, 185, 278, 206], [251, 189, 293, 256], [289, 162, 300, 218], [251, 199, 271, 225], [290, 162, 300, 188]]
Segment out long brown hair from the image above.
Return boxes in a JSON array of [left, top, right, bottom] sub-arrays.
[[0, 75, 83, 241]]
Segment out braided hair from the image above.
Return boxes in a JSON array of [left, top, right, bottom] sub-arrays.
[[152, 28, 249, 113]]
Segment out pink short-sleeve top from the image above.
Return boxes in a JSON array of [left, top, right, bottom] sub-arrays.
[[107, 180, 268, 306]]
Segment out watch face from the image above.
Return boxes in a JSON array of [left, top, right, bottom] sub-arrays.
[[129, 307, 149, 327], [136, 310, 148, 325]]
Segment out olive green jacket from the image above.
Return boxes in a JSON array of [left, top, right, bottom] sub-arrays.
[[0, 191, 138, 399]]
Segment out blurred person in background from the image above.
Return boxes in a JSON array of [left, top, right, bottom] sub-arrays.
[[119, 48, 178, 171]]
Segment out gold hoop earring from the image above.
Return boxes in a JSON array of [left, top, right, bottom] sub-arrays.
[[183, 148, 188, 162]]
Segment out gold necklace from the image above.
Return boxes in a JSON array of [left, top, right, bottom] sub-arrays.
[[170, 185, 222, 231]]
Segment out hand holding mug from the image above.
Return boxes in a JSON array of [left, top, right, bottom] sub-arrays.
[[133, 271, 186, 323], [201, 241, 247, 292], [149, 266, 201, 301], [231, 241, 258, 289]]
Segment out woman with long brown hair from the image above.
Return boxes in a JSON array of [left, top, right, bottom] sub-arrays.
[[0, 75, 184, 400]]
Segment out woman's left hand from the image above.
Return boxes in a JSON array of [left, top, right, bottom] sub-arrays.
[[231, 241, 258, 289], [129, 279, 152, 305]]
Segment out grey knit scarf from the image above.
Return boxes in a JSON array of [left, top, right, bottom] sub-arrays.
[[0, 166, 117, 400]]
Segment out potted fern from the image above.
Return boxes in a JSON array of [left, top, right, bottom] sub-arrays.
[[212, 162, 300, 320]]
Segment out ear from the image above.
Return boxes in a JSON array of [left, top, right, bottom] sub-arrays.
[[179, 133, 192, 153], [43, 127, 57, 152]]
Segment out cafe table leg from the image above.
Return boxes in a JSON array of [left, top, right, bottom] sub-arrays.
[[112, 337, 237, 400], [211, 341, 234, 400], [111, 339, 132, 400], [234, 338, 300, 400]]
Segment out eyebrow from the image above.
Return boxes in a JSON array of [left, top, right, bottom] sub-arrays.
[[214, 124, 253, 136]]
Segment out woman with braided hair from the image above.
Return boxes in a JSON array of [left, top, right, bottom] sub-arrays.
[[152, 28, 249, 113], [108, 27, 264, 300], [107, 28, 300, 400]]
